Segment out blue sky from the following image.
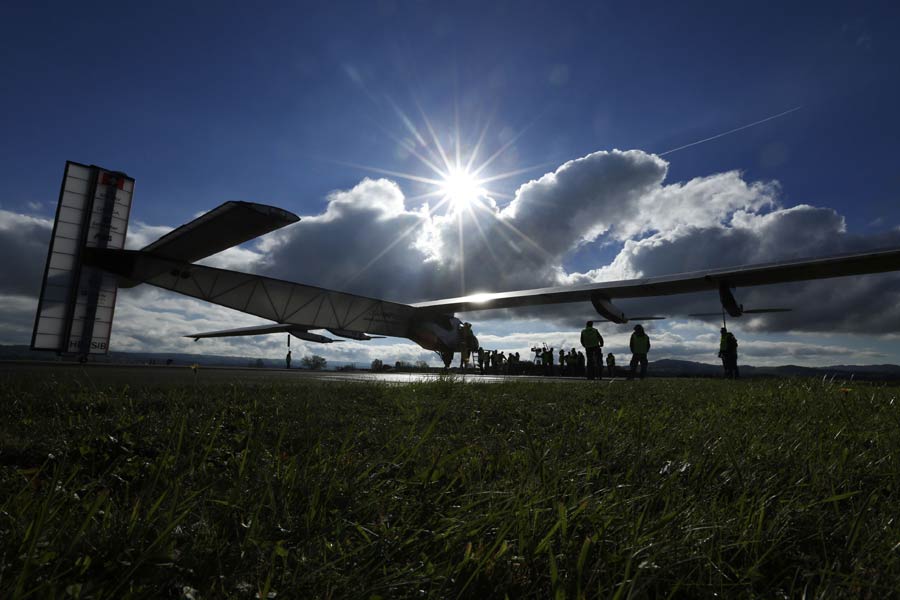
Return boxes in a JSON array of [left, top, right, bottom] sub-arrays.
[[2, 1, 900, 366]]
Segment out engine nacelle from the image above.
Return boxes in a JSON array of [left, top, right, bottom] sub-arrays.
[[327, 328, 380, 340], [718, 282, 743, 317], [590, 294, 627, 324], [289, 329, 338, 343]]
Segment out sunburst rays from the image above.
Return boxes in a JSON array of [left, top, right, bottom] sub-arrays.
[[341, 104, 553, 295]]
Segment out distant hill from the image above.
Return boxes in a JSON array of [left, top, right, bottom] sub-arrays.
[[2, 345, 900, 380], [0, 345, 357, 370], [648, 358, 900, 381]]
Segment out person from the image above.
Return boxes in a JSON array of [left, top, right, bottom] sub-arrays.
[[718, 327, 740, 379], [477, 347, 486, 375], [459, 348, 470, 370], [490, 349, 498, 374], [629, 324, 650, 379], [543, 346, 555, 376], [513, 352, 521, 375], [559, 349, 567, 376], [458, 322, 475, 370], [577, 351, 585, 377], [567, 349, 578, 377], [606, 353, 616, 378], [285, 350, 292, 369], [580, 320, 604, 380]]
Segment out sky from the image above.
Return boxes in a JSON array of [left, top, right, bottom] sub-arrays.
[[2, 0, 900, 367]]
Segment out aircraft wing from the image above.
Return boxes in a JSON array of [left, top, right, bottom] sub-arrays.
[[411, 247, 900, 313], [186, 323, 384, 342]]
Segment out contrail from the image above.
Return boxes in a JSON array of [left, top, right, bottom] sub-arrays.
[[658, 105, 802, 156]]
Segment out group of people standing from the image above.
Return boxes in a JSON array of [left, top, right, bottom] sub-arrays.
[[473, 321, 655, 379], [473, 348, 524, 375], [580, 321, 651, 380], [457, 318, 739, 380]]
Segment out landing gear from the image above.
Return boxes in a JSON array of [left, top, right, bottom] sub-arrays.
[[440, 351, 454, 369]]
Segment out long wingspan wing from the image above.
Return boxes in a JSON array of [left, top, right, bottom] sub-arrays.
[[185, 323, 384, 342], [411, 248, 900, 313], [87, 249, 417, 337]]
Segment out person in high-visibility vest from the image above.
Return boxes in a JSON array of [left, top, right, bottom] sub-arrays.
[[606, 353, 616, 378], [629, 324, 651, 379], [580, 320, 604, 380], [718, 327, 739, 379]]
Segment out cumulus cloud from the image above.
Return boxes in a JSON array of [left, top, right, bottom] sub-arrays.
[[259, 150, 672, 300], [0, 294, 39, 341], [2, 147, 900, 364], [500, 150, 666, 251], [0, 209, 51, 297], [258, 178, 430, 300]]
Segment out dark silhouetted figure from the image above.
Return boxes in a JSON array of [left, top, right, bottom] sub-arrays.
[[580, 320, 603, 380], [543, 347, 555, 376], [719, 327, 739, 379], [477, 347, 486, 374], [458, 322, 476, 370], [629, 324, 650, 379], [285, 350, 292, 369], [606, 353, 616, 378]]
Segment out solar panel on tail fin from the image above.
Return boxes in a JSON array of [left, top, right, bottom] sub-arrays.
[[31, 161, 135, 354]]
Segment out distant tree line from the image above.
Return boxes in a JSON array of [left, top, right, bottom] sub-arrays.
[[370, 359, 430, 372], [300, 355, 327, 370]]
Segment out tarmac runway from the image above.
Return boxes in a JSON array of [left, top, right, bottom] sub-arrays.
[[0, 360, 619, 386]]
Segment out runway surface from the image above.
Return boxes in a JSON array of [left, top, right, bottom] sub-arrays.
[[0, 360, 623, 386]]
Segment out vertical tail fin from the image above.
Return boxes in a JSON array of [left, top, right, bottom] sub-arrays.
[[31, 161, 135, 355]]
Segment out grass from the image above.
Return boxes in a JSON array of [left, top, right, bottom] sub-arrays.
[[2, 373, 900, 598]]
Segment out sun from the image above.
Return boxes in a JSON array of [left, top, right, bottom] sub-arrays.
[[439, 168, 485, 212], [340, 105, 552, 291]]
